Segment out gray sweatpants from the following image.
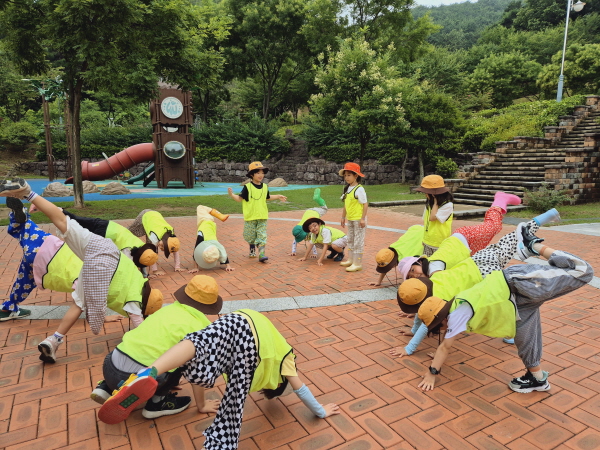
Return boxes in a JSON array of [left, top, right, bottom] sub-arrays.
[[504, 251, 594, 368]]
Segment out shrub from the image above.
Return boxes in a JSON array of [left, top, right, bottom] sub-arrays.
[[523, 183, 570, 212], [0, 121, 39, 150], [435, 157, 459, 178], [36, 144, 127, 161], [308, 143, 405, 164]]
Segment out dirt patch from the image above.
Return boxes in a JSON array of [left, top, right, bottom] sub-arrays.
[[0, 148, 38, 177]]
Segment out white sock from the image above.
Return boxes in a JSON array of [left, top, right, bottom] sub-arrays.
[[530, 369, 545, 381], [151, 395, 164, 403], [53, 331, 65, 341]]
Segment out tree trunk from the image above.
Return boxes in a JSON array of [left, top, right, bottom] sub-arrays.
[[202, 91, 210, 123], [359, 137, 367, 167], [263, 84, 272, 120], [41, 95, 55, 181], [69, 80, 85, 208], [64, 98, 72, 178], [418, 151, 424, 184], [401, 151, 408, 184]]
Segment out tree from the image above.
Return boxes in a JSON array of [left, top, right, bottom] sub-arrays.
[[225, 0, 339, 119], [1, 0, 227, 207], [310, 35, 408, 165], [537, 43, 600, 97], [468, 52, 543, 107], [508, 0, 598, 31], [0, 49, 38, 123]]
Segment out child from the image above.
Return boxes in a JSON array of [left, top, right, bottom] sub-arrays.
[[391, 208, 561, 358], [189, 205, 233, 273], [98, 309, 340, 449], [290, 188, 328, 258], [60, 210, 158, 271], [0, 179, 163, 363], [417, 243, 593, 393], [339, 162, 368, 272], [227, 161, 287, 262], [298, 217, 347, 265], [91, 275, 223, 419], [416, 175, 454, 257], [128, 209, 183, 276]]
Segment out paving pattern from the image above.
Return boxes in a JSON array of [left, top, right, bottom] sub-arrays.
[[1, 207, 599, 450]]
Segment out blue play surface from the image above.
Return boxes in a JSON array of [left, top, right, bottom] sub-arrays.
[[28, 179, 323, 202]]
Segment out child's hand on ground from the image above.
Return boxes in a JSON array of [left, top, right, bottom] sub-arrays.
[[398, 325, 414, 336], [298, 257, 306, 262], [368, 281, 381, 286], [289, 251, 296, 256], [389, 346, 409, 358], [316, 260, 324, 266], [322, 403, 341, 417], [175, 267, 186, 272], [154, 271, 166, 276], [148, 274, 157, 279], [309, 254, 318, 259], [359, 219, 366, 228], [198, 399, 220, 414], [398, 312, 415, 319], [225, 265, 235, 272], [418, 373, 437, 391], [105, 315, 124, 323], [188, 268, 199, 274]]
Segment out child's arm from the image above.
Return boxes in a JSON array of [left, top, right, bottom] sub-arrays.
[[418, 334, 458, 391], [227, 187, 242, 202], [173, 251, 185, 272], [316, 244, 329, 266], [368, 272, 386, 286], [188, 262, 200, 274], [389, 321, 428, 358], [298, 242, 315, 261], [148, 263, 165, 278], [287, 375, 340, 418], [360, 203, 368, 228], [341, 208, 346, 228], [129, 314, 144, 328], [269, 194, 287, 202], [191, 384, 220, 414]]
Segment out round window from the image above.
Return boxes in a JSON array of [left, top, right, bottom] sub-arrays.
[[163, 141, 186, 160], [161, 97, 184, 120]]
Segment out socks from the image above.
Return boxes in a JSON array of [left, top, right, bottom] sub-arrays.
[[313, 188, 326, 207], [26, 191, 38, 202], [530, 369, 547, 381], [53, 331, 65, 342], [533, 208, 560, 226], [293, 384, 326, 418], [151, 395, 165, 403]]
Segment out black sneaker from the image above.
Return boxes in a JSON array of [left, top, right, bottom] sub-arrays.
[[141, 392, 191, 419], [91, 380, 112, 405], [334, 252, 344, 262], [6, 197, 26, 224], [326, 250, 338, 259], [508, 370, 550, 393], [515, 223, 544, 261]]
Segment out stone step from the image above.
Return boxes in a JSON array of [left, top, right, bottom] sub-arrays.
[[480, 168, 546, 174], [498, 153, 565, 158], [478, 173, 546, 180], [489, 159, 565, 165], [467, 180, 543, 188], [503, 150, 566, 155], [458, 187, 524, 195]]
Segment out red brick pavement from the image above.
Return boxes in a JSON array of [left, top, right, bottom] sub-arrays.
[[1, 207, 599, 449]]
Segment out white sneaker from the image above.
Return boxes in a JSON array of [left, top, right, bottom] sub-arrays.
[[38, 335, 63, 363], [0, 178, 31, 199]]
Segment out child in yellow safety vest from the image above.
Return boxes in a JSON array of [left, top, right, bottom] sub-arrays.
[[290, 188, 329, 258], [415, 175, 454, 257], [299, 217, 347, 265], [227, 161, 287, 263], [189, 205, 233, 272], [98, 309, 341, 449], [339, 162, 368, 272]]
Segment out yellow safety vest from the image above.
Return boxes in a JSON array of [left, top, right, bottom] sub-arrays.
[[429, 236, 471, 270], [451, 271, 516, 339], [234, 309, 295, 393], [105, 254, 146, 316], [430, 258, 482, 302], [297, 209, 319, 226], [423, 204, 453, 248], [106, 221, 145, 251], [389, 225, 424, 259], [142, 211, 174, 240], [198, 220, 217, 241], [41, 243, 82, 292], [242, 183, 269, 221], [311, 225, 345, 245], [117, 301, 211, 366], [344, 185, 364, 221]]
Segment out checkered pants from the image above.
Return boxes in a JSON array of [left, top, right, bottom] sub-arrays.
[[182, 313, 258, 450]]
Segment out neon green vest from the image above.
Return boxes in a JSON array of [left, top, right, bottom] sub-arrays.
[[451, 271, 515, 339], [344, 185, 364, 221], [235, 309, 294, 392], [142, 211, 174, 240], [41, 244, 83, 292], [423, 205, 453, 248], [430, 258, 482, 302], [311, 225, 345, 245], [389, 225, 424, 259], [298, 209, 319, 226], [106, 221, 144, 251], [429, 236, 471, 271], [242, 183, 269, 221], [105, 254, 146, 316], [198, 220, 217, 241], [118, 301, 211, 366]]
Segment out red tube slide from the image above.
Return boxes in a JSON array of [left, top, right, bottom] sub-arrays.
[[66, 143, 155, 183]]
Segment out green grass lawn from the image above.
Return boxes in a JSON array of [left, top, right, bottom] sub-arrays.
[[506, 202, 600, 225], [0, 183, 417, 226]]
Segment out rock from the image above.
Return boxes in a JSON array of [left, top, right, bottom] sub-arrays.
[[269, 178, 288, 187], [100, 181, 131, 195], [42, 182, 73, 197], [82, 180, 100, 193]]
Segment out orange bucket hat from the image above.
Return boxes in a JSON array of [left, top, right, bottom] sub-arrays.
[[339, 162, 364, 177]]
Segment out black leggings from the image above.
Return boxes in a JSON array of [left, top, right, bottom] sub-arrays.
[[63, 210, 109, 238]]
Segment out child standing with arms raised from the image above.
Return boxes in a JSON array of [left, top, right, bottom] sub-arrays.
[[228, 161, 287, 262], [416, 175, 454, 257], [339, 162, 368, 272]]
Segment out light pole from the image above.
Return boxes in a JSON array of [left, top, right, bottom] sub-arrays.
[[557, 0, 586, 102]]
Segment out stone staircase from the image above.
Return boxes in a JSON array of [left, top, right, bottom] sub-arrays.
[[453, 106, 600, 207]]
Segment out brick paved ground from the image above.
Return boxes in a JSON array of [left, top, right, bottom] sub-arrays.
[[1, 207, 599, 449]]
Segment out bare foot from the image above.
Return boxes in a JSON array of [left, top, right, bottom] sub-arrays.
[[154, 271, 166, 276], [368, 282, 381, 286], [174, 268, 186, 272], [389, 346, 408, 358], [105, 315, 124, 323], [188, 268, 199, 274], [322, 403, 340, 417]]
